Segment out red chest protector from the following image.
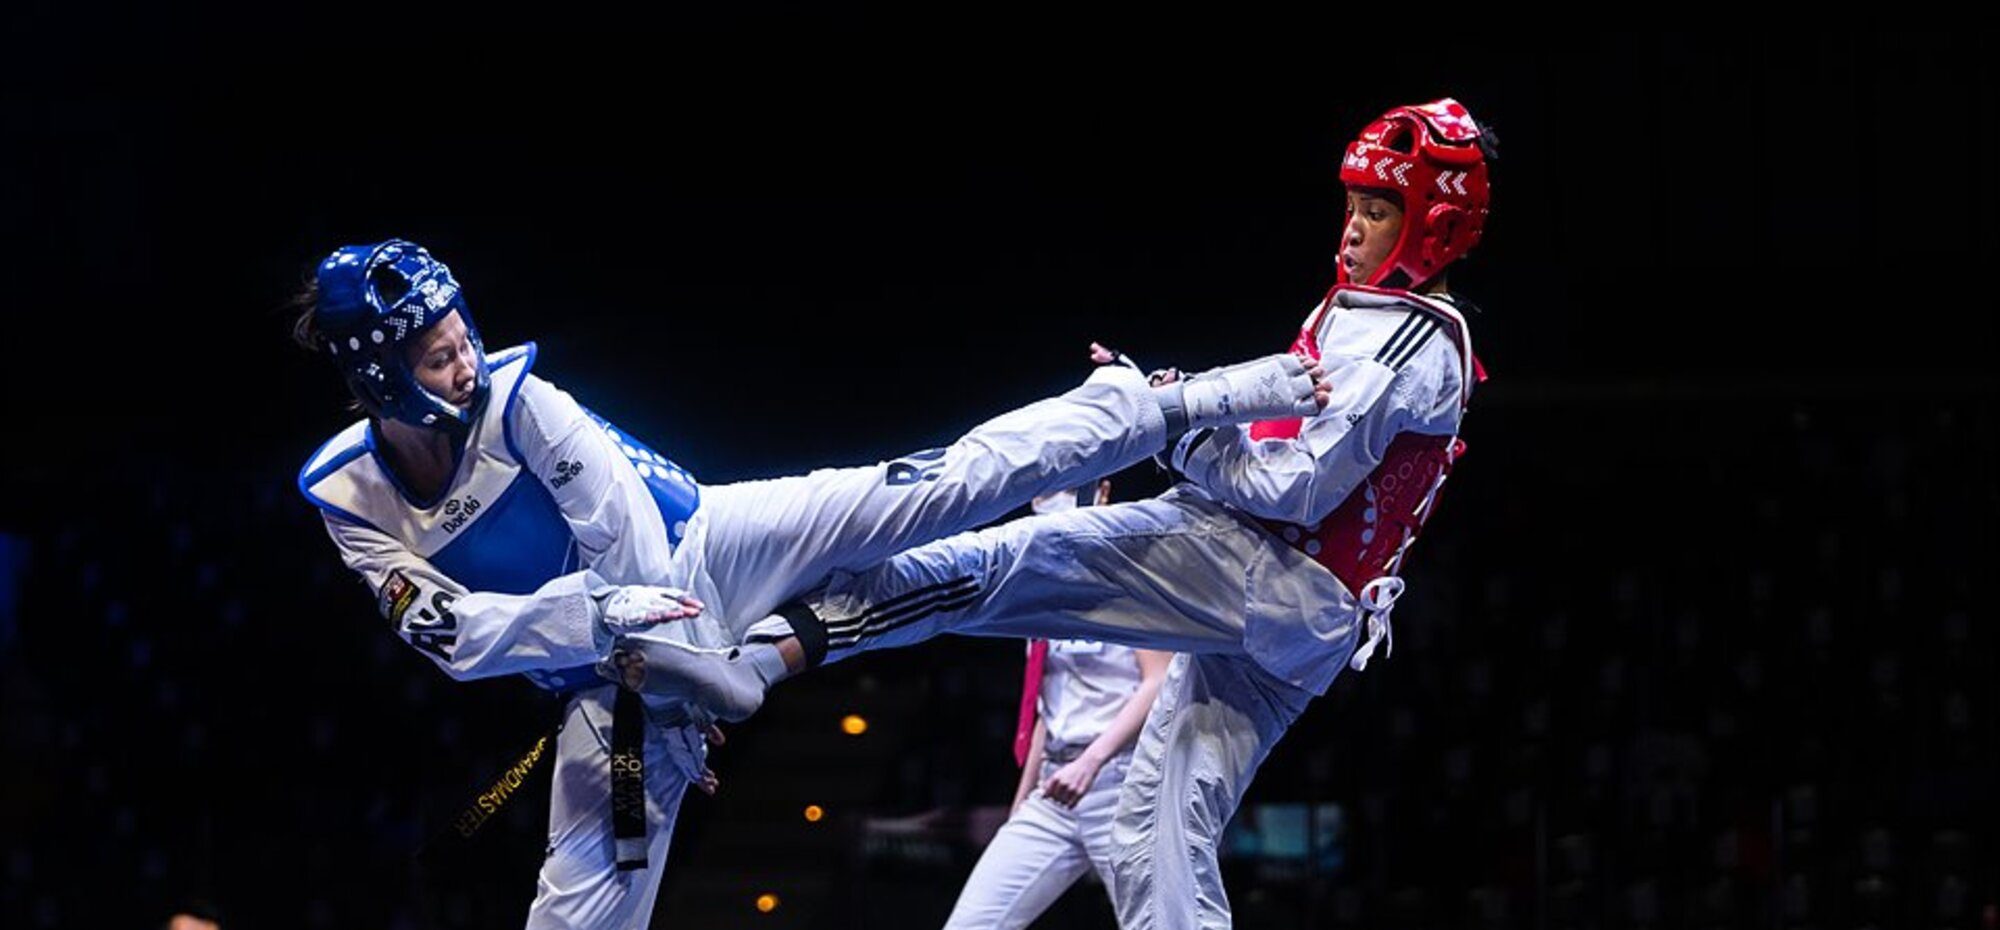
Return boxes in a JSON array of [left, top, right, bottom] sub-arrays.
[[1247, 287, 1484, 598]]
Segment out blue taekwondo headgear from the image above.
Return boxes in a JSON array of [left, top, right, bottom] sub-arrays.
[[313, 239, 491, 434]]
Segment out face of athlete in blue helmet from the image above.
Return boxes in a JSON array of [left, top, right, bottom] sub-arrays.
[[404, 310, 481, 412], [314, 239, 492, 434]]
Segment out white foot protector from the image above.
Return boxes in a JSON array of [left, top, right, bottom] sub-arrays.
[[604, 637, 775, 723]]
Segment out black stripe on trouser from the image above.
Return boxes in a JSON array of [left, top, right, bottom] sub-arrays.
[[610, 688, 648, 871], [826, 576, 981, 647], [1374, 313, 1422, 364], [825, 577, 979, 643], [823, 576, 977, 637], [831, 588, 984, 647], [1387, 320, 1439, 371]]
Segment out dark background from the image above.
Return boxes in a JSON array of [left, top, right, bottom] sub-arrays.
[[1, 23, 1994, 929]]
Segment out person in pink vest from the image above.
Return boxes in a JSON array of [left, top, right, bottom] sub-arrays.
[[758, 98, 1497, 929], [943, 483, 1173, 929]]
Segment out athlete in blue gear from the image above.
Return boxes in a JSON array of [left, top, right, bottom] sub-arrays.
[[291, 239, 1328, 928]]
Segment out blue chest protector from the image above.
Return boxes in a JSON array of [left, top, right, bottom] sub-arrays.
[[299, 344, 700, 691]]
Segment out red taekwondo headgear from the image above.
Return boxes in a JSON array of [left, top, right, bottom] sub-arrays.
[[1337, 98, 1491, 290]]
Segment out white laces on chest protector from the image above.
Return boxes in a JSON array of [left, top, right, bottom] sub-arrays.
[[1348, 575, 1406, 672]]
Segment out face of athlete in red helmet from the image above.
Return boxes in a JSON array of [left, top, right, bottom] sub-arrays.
[[1339, 189, 1405, 290], [1336, 98, 1490, 291]]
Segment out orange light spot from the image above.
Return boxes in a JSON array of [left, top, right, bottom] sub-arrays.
[[804, 804, 824, 823], [755, 893, 780, 913], [841, 714, 868, 736]]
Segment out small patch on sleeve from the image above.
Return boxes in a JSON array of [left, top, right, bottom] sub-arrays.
[[380, 570, 419, 628]]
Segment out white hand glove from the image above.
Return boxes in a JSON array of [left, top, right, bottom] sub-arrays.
[[598, 585, 705, 633], [1186, 353, 1323, 421]]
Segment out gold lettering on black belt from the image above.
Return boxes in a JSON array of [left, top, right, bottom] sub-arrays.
[[452, 733, 552, 837], [611, 686, 649, 871]]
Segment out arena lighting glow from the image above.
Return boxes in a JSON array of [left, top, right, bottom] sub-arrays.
[[755, 893, 780, 913], [841, 714, 868, 736], [803, 804, 825, 822]]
